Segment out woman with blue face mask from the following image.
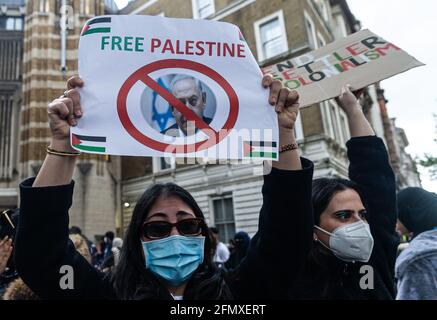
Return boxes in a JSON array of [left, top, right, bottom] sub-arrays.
[[289, 86, 399, 300], [14, 74, 314, 300]]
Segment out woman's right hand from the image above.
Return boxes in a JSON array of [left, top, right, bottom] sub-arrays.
[[47, 76, 84, 150]]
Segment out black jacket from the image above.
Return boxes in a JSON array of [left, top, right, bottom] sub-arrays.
[[290, 136, 399, 299], [15, 159, 314, 300]]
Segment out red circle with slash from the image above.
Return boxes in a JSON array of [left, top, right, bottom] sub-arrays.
[[117, 59, 239, 153]]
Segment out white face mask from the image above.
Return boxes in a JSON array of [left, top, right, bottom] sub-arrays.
[[315, 221, 374, 263]]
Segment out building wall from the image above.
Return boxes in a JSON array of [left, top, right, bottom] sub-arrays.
[[19, 0, 118, 239], [0, 0, 24, 210]]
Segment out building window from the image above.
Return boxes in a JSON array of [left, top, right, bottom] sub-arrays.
[[39, 0, 49, 13], [304, 11, 317, 50], [15, 17, 23, 30], [324, 100, 350, 145], [153, 157, 175, 172], [193, 0, 215, 19], [339, 110, 350, 143], [6, 18, 14, 30], [335, 15, 348, 38], [254, 10, 288, 61], [80, 0, 92, 15], [294, 114, 304, 141], [0, 17, 23, 31], [212, 196, 236, 243], [317, 31, 326, 48], [330, 102, 340, 142]]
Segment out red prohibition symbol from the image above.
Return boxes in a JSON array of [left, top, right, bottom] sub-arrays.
[[117, 59, 239, 153]]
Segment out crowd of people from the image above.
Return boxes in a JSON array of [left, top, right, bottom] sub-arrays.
[[0, 74, 436, 300]]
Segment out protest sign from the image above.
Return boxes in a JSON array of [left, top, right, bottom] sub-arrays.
[[262, 29, 424, 107], [74, 15, 278, 160]]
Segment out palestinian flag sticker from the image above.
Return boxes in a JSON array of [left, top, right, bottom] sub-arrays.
[[81, 17, 112, 36], [72, 134, 107, 153], [244, 141, 277, 159]]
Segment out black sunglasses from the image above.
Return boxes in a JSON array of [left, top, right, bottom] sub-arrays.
[[141, 218, 205, 239]]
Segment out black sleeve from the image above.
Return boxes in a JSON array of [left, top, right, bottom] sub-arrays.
[[230, 158, 314, 299], [14, 178, 113, 299], [347, 136, 399, 296]]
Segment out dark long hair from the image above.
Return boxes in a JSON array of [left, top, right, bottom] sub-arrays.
[[111, 183, 232, 300], [304, 178, 367, 298], [312, 178, 366, 226]]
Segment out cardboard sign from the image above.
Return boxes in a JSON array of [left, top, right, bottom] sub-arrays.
[[73, 15, 279, 160], [262, 29, 424, 107]]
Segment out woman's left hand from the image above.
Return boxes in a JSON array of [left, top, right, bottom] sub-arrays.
[[262, 75, 300, 131]]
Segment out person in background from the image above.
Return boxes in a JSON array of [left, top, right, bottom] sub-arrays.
[[69, 226, 97, 262], [395, 187, 437, 300], [396, 220, 412, 256], [112, 237, 123, 268], [210, 227, 230, 268], [227, 239, 236, 253], [100, 237, 124, 273], [103, 231, 115, 261], [3, 233, 92, 300], [225, 232, 251, 271], [0, 209, 19, 298]]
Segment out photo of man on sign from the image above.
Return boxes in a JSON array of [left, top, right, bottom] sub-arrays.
[[140, 74, 216, 137]]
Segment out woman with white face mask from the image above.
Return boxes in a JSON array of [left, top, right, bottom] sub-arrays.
[[289, 86, 399, 300]]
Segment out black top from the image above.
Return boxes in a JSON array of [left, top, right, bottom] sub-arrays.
[[290, 136, 399, 299], [15, 158, 314, 300]]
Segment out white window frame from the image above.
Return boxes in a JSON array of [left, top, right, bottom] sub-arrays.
[[152, 157, 175, 173], [304, 10, 318, 50], [211, 194, 236, 243], [326, 100, 347, 146], [321, 101, 334, 139], [338, 108, 350, 143], [315, 0, 330, 22], [317, 31, 327, 48], [254, 10, 288, 62], [192, 0, 216, 19], [6, 17, 15, 30], [295, 114, 304, 142], [335, 15, 348, 38], [80, 0, 92, 15], [15, 17, 23, 30], [39, 0, 49, 13]]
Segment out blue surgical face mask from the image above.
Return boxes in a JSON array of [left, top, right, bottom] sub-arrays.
[[142, 235, 205, 287]]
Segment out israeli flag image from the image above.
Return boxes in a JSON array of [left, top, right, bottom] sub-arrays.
[[141, 75, 176, 132]]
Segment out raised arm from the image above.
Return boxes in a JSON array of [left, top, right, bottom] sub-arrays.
[[15, 77, 111, 299], [336, 85, 374, 138], [231, 76, 314, 299], [262, 75, 302, 171], [33, 77, 84, 187], [336, 85, 397, 231], [337, 85, 398, 295]]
